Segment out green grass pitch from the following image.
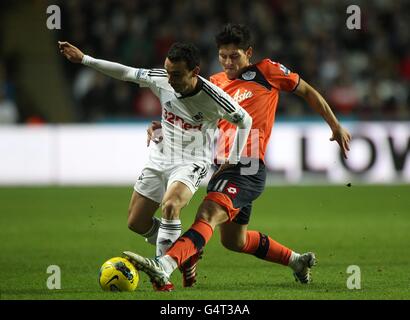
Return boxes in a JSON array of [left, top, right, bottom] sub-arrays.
[[0, 185, 409, 300]]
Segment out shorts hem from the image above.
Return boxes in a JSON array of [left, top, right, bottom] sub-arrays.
[[168, 178, 197, 195], [204, 192, 240, 221], [133, 185, 162, 204]]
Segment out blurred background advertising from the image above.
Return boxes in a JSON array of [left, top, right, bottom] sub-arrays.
[[0, 0, 409, 185]]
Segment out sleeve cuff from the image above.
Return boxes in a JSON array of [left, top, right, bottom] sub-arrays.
[[290, 75, 301, 92], [81, 54, 92, 65]]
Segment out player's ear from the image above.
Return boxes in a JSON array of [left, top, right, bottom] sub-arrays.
[[245, 47, 253, 60], [192, 66, 200, 77]]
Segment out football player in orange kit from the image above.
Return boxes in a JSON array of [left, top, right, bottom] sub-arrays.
[[125, 24, 351, 288]]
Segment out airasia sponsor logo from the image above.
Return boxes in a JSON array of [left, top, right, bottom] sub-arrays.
[[233, 89, 253, 104]]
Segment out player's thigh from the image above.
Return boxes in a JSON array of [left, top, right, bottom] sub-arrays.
[[163, 163, 209, 209], [195, 199, 231, 228], [168, 163, 208, 195], [220, 222, 248, 252], [128, 191, 160, 230], [128, 190, 160, 219], [162, 181, 194, 212]]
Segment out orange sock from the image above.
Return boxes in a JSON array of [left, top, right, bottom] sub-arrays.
[[241, 231, 292, 266], [167, 219, 213, 267]]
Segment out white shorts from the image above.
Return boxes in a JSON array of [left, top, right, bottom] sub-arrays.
[[134, 160, 209, 204]]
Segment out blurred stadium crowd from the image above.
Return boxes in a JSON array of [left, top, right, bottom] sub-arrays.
[[1, 0, 410, 123]]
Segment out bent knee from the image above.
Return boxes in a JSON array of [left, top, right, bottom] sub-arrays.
[[196, 200, 229, 226], [161, 199, 183, 219]]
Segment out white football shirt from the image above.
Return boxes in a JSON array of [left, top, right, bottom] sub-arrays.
[[82, 56, 251, 165], [134, 68, 247, 164]]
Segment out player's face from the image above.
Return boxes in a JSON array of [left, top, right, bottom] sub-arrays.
[[164, 58, 199, 95], [218, 44, 252, 80]]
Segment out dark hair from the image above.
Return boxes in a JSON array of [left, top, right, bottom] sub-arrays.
[[215, 23, 252, 50], [166, 42, 200, 71]]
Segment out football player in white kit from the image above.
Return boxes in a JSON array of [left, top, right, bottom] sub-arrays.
[[59, 41, 252, 290]]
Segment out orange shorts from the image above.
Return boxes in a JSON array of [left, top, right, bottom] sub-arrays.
[[204, 192, 240, 222]]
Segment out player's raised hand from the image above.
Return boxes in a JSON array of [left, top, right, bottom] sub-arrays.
[[330, 126, 351, 159], [147, 121, 163, 146], [58, 41, 84, 63]]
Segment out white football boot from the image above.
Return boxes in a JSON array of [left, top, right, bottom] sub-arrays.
[[123, 251, 173, 291], [289, 252, 317, 284]]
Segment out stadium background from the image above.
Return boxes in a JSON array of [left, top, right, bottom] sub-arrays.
[[0, 0, 409, 300]]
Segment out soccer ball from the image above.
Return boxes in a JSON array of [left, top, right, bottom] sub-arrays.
[[99, 257, 139, 292]]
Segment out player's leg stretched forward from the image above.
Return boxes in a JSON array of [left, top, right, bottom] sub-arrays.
[[123, 198, 227, 288], [124, 197, 316, 287]]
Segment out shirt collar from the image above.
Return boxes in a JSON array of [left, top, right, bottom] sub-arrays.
[[175, 77, 203, 99]]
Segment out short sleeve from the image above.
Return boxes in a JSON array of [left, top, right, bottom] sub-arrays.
[[260, 59, 300, 92]]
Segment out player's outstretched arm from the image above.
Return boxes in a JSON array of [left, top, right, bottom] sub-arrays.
[[294, 78, 351, 159], [58, 41, 137, 82]]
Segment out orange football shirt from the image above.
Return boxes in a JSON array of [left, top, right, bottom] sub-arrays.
[[210, 59, 300, 161]]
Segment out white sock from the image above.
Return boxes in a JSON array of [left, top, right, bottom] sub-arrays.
[[288, 251, 301, 272], [159, 255, 178, 276], [156, 218, 182, 258], [141, 217, 160, 245]]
